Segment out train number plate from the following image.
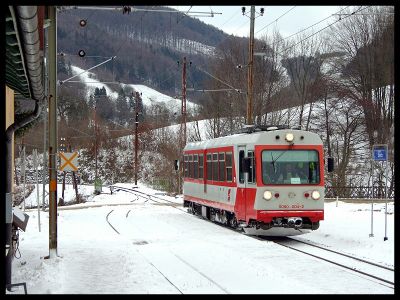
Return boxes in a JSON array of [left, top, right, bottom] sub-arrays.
[[279, 204, 304, 209]]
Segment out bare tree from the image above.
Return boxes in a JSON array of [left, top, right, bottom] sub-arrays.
[[280, 33, 324, 129], [256, 30, 291, 126], [327, 6, 394, 150]]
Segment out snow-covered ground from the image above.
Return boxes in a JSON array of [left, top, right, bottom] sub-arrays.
[[9, 182, 394, 294], [123, 83, 198, 112], [69, 66, 198, 113]]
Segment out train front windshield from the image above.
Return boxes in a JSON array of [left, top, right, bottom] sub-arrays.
[[262, 150, 320, 185]]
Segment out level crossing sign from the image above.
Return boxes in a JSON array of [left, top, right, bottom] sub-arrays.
[[59, 152, 79, 171], [372, 144, 388, 161]]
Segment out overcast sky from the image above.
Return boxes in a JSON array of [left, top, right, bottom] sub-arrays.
[[169, 6, 359, 39]]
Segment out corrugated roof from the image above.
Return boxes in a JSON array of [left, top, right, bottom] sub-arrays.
[[5, 6, 31, 98]]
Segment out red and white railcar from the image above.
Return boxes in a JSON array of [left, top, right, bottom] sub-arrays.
[[182, 126, 327, 235]]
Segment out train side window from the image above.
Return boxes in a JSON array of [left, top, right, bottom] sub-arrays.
[[226, 152, 232, 182], [189, 155, 193, 178], [194, 154, 199, 179], [199, 154, 204, 179], [184, 155, 189, 177], [239, 150, 244, 183], [207, 154, 212, 180], [219, 153, 226, 181], [248, 151, 256, 184], [213, 153, 219, 181]]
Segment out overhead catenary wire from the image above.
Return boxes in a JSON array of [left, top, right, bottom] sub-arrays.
[[58, 52, 112, 59], [188, 88, 242, 93], [277, 5, 370, 56], [59, 56, 116, 85], [188, 6, 363, 99], [195, 65, 242, 92], [231, 17, 250, 37], [217, 8, 238, 27], [63, 81, 123, 84], [176, 6, 192, 23], [255, 6, 297, 34], [279, 5, 351, 42]]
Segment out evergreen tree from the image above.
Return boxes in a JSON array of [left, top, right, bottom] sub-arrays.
[[116, 87, 129, 123]]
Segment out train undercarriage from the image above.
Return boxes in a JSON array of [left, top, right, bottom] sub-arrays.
[[184, 200, 320, 235]]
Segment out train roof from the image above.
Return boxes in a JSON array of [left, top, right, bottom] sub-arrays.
[[184, 127, 323, 151]]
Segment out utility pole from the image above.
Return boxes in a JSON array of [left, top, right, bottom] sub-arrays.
[[21, 142, 26, 211], [42, 96, 47, 211], [94, 103, 98, 181], [178, 57, 187, 194], [47, 5, 58, 258], [246, 5, 255, 126], [181, 56, 187, 148], [43, 22, 49, 211], [134, 92, 141, 186]]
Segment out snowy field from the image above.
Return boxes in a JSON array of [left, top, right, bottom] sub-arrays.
[[69, 66, 198, 112], [9, 183, 394, 294]]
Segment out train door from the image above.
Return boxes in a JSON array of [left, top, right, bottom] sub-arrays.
[[236, 146, 247, 221]]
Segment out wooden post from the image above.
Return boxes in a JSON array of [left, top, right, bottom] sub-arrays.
[[72, 172, 79, 202]]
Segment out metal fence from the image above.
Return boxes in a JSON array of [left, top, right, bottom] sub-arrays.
[[325, 186, 394, 199]]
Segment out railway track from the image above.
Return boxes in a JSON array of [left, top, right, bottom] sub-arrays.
[[103, 193, 229, 294], [184, 212, 394, 289], [107, 186, 393, 290], [261, 236, 394, 289], [110, 185, 186, 211]]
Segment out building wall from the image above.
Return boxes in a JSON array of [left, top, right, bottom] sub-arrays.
[[6, 85, 14, 192]]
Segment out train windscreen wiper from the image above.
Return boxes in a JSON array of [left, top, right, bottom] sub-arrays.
[[271, 151, 288, 172], [271, 153, 276, 173]]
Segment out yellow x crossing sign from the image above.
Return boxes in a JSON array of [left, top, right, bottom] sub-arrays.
[[59, 152, 79, 171]]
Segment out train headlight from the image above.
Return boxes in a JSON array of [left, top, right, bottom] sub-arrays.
[[285, 133, 294, 142], [311, 190, 321, 200], [263, 190, 273, 200]]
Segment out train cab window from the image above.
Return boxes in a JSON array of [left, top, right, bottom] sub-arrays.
[[247, 151, 256, 184], [184, 155, 189, 177], [199, 154, 204, 179], [212, 153, 219, 181], [188, 155, 193, 178], [239, 150, 244, 183], [193, 154, 199, 179], [261, 150, 320, 185], [207, 154, 212, 180], [226, 152, 232, 182], [219, 153, 226, 181]]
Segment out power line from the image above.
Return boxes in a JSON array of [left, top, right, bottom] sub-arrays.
[[114, 10, 148, 56], [218, 9, 238, 27], [63, 81, 123, 84], [231, 18, 250, 37], [188, 88, 242, 93], [176, 6, 193, 23], [59, 56, 116, 85], [58, 52, 112, 59], [278, 6, 370, 55], [255, 6, 297, 35], [279, 6, 350, 42], [195, 65, 242, 92]]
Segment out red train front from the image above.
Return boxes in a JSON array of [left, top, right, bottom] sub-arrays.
[[182, 126, 327, 236]]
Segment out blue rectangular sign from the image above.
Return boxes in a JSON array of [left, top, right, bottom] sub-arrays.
[[373, 145, 387, 161]]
